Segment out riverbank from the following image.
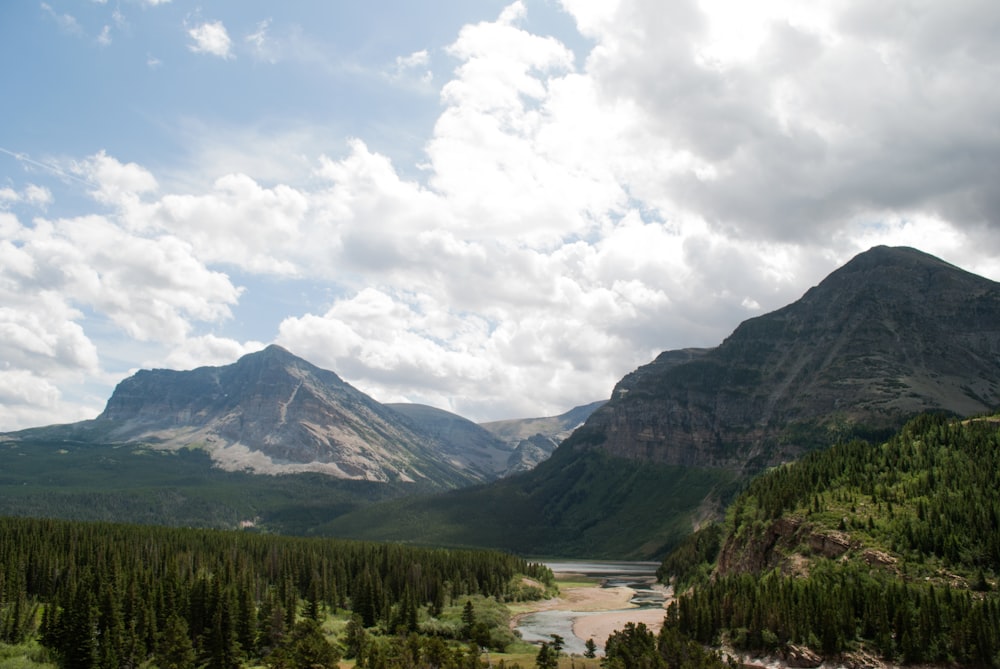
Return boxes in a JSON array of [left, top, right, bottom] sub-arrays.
[[513, 567, 671, 654]]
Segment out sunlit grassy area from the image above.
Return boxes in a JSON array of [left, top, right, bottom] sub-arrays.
[[0, 641, 57, 669]]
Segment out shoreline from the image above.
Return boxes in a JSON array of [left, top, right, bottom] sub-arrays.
[[513, 579, 671, 652]]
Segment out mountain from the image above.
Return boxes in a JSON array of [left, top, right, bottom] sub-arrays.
[[565, 245, 1000, 469], [325, 246, 1000, 558], [478, 400, 607, 474], [17, 345, 483, 488], [384, 403, 514, 479], [0, 345, 605, 533]]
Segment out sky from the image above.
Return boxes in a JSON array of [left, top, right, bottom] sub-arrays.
[[3, 0, 1000, 431]]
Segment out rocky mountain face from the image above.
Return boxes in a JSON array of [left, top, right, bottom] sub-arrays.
[[384, 403, 514, 479], [565, 246, 1000, 471], [90, 345, 481, 487], [385, 401, 607, 477], [478, 400, 607, 474]]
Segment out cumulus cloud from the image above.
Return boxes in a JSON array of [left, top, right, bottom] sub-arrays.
[[570, 0, 1000, 249], [0, 195, 243, 428], [187, 20, 234, 59], [6, 1, 1000, 430], [161, 335, 268, 371]]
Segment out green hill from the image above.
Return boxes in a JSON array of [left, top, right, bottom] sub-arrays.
[[660, 413, 1000, 665], [321, 445, 739, 560]]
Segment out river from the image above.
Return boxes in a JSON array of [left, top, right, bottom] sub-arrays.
[[515, 560, 669, 656]]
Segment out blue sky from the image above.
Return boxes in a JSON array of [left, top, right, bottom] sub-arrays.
[[3, 0, 1000, 431]]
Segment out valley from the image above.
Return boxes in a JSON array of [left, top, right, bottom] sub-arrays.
[[4, 246, 1000, 668]]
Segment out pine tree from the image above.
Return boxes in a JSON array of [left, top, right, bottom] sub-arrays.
[[155, 613, 198, 669]]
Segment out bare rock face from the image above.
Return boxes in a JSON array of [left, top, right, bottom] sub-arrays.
[[565, 246, 1000, 470], [782, 644, 824, 668], [715, 517, 855, 578], [95, 345, 479, 486]]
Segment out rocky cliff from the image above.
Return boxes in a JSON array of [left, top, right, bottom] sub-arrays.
[[565, 246, 1000, 470]]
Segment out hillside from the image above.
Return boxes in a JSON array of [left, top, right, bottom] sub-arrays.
[[384, 403, 513, 479], [327, 247, 1000, 559], [321, 444, 738, 559], [661, 413, 1000, 666]]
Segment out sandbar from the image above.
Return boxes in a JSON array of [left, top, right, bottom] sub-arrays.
[[514, 581, 670, 651]]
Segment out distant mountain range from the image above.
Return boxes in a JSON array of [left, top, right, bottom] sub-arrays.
[[3, 345, 603, 489], [389, 400, 605, 477], [3, 245, 999, 559]]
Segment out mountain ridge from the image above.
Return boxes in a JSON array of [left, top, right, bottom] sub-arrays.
[[326, 246, 1000, 558], [564, 245, 1000, 470], [3, 245, 999, 560]]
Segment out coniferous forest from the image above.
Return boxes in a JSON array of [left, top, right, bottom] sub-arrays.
[[8, 414, 1000, 668], [0, 516, 553, 668], [661, 414, 1000, 666]]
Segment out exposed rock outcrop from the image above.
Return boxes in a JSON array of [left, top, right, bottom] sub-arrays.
[[716, 517, 859, 577]]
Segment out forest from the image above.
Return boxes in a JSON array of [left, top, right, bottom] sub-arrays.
[[0, 516, 554, 668], [660, 413, 1000, 666]]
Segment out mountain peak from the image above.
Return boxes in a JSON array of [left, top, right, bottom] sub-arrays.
[[90, 347, 479, 486], [567, 246, 1000, 469], [815, 245, 973, 290]]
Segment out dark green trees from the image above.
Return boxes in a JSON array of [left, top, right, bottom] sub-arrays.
[[0, 515, 551, 669], [265, 618, 340, 669], [659, 414, 1000, 664]]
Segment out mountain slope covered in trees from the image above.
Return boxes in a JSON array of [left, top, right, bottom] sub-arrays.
[[660, 414, 1000, 666]]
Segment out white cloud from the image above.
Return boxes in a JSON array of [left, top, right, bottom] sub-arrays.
[[188, 20, 234, 59], [245, 19, 278, 63], [161, 335, 268, 371], [152, 173, 308, 274], [0, 196, 243, 429], [41, 3, 83, 36], [74, 150, 158, 209], [392, 49, 433, 85], [7, 1, 1000, 431]]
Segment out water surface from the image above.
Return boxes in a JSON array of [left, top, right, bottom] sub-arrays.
[[516, 560, 665, 656]]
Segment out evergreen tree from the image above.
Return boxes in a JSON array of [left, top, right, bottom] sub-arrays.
[[266, 618, 341, 669], [341, 614, 368, 660], [155, 613, 198, 669], [535, 641, 557, 669], [461, 599, 476, 639]]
